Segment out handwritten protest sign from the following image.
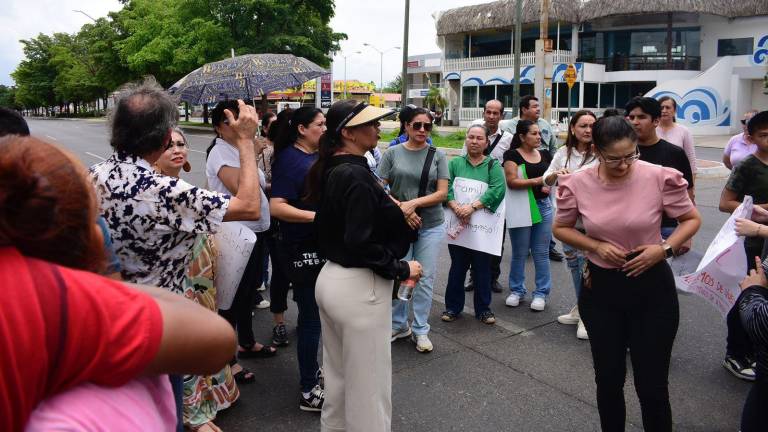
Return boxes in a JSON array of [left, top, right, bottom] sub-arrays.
[[678, 197, 753, 317], [213, 222, 257, 310], [443, 177, 505, 256]]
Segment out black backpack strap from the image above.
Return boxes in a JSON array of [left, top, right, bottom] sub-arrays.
[[484, 131, 503, 156]]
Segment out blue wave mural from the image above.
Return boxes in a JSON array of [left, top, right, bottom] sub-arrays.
[[651, 88, 731, 127], [753, 35, 768, 65]]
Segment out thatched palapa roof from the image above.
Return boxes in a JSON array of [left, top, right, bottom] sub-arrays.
[[436, 0, 768, 36], [580, 0, 768, 22], [435, 0, 582, 36]]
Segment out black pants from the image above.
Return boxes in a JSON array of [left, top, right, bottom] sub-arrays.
[[726, 241, 763, 359], [741, 379, 768, 432], [267, 228, 290, 315], [579, 260, 679, 432], [219, 231, 267, 348]]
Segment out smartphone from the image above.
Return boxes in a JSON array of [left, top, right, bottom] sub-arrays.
[[625, 251, 641, 261]]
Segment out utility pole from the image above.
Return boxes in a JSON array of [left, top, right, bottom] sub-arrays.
[[534, 0, 553, 123], [512, 0, 522, 116], [401, 0, 410, 108], [340, 51, 361, 99]]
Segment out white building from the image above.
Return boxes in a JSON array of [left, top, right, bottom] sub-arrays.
[[435, 0, 768, 134], [405, 53, 442, 106]]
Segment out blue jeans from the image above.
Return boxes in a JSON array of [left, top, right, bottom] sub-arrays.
[[563, 242, 584, 299], [445, 245, 492, 317], [660, 226, 675, 240], [392, 224, 444, 336], [293, 280, 321, 392], [508, 198, 553, 299]]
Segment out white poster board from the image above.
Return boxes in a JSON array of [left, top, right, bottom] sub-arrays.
[[678, 197, 753, 317], [443, 177, 505, 256], [505, 166, 538, 228], [213, 222, 257, 310]]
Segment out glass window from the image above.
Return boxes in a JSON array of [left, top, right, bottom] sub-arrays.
[[717, 38, 754, 56], [462, 86, 478, 108], [584, 83, 599, 108], [471, 32, 512, 57], [520, 84, 534, 97], [479, 85, 496, 108], [615, 84, 632, 109], [599, 84, 615, 108], [497, 85, 514, 109]]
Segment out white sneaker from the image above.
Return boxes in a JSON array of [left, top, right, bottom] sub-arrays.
[[530, 297, 546, 311], [577, 319, 589, 340], [391, 326, 412, 342], [412, 334, 433, 353], [256, 283, 266, 292], [505, 293, 520, 307], [255, 299, 271, 309], [557, 305, 580, 325]]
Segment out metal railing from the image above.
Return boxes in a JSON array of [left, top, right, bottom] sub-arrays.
[[589, 55, 701, 72], [459, 108, 484, 121], [444, 50, 573, 71]]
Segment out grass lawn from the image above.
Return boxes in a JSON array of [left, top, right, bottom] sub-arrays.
[[179, 120, 213, 128], [379, 129, 466, 149]]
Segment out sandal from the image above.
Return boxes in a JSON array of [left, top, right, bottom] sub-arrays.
[[231, 364, 256, 384], [193, 422, 223, 432], [238, 343, 278, 359]]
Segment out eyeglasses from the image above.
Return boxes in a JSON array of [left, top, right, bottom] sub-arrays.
[[599, 150, 640, 167], [410, 121, 433, 132], [165, 140, 186, 151]]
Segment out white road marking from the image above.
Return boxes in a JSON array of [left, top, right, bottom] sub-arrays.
[[85, 152, 106, 161], [45, 135, 58, 141]]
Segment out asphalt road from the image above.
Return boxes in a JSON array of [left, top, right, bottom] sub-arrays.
[[28, 118, 750, 432]]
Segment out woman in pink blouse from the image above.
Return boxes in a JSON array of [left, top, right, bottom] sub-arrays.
[[657, 96, 696, 176], [553, 116, 701, 432]]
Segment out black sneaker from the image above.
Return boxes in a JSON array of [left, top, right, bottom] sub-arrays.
[[478, 311, 496, 325], [491, 280, 503, 293], [299, 385, 324, 412], [272, 323, 289, 346], [723, 355, 756, 381], [549, 248, 564, 262], [441, 310, 459, 322]]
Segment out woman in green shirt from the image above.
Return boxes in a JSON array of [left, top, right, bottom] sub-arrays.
[[441, 124, 506, 324]]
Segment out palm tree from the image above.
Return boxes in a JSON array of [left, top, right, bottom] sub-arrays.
[[423, 74, 447, 125]]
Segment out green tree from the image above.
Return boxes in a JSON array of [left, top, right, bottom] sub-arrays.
[[0, 85, 20, 109], [383, 73, 402, 93], [424, 86, 447, 113], [12, 34, 59, 113]]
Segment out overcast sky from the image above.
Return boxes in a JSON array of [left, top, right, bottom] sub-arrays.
[[0, 0, 488, 87]]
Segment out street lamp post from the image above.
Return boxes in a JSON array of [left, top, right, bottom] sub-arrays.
[[72, 9, 97, 22], [363, 43, 401, 107], [340, 51, 362, 99]]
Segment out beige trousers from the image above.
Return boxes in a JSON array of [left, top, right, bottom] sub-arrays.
[[315, 261, 393, 432]]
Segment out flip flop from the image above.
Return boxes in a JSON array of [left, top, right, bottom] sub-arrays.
[[232, 365, 256, 384]]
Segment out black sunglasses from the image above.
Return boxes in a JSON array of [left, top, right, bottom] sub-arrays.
[[411, 121, 433, 132]]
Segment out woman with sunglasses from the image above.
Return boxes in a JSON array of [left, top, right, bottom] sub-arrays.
[[553, 116, 701, 431], [306, 100, 422, 431], [206, 101, 277, 385], [542, 110, 597, 340], [378, 107, 448, 353], [503, 120, 554, 311]]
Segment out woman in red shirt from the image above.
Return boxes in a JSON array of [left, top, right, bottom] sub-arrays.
[[553, 116, 701, 431]]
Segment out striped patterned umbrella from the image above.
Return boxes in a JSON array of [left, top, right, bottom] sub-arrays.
[[168, 53, 327, 104]]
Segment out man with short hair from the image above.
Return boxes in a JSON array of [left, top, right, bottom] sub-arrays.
[[501, 95, 564, 261], [625, 96, 695, 240], [465, 99, 514, 292]]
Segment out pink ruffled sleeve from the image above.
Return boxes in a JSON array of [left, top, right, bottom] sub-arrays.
[[661, 167, 694, 219], [555, 174, 579, 225]]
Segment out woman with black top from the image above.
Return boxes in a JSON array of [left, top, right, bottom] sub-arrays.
[[307, 100, 422, 432], [269, 106, 326, 412], [503, 119, 554, 311]]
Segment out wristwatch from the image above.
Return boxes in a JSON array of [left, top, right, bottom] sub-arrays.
[[661, 242, 674, 259]]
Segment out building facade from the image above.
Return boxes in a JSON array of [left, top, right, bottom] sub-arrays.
[[435, 0, 768, 134]]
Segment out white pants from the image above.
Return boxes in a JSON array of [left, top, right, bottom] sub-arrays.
[[315, 261, 393, 432]]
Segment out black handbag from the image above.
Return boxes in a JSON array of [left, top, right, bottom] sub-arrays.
[[405, 146, 437, 243], [274, 234, 326, 287]]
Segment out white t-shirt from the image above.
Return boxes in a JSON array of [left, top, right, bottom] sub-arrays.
[[206, 138, 270, 233], [542, 146, 599, 186], [461, 120, 513, 163]]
